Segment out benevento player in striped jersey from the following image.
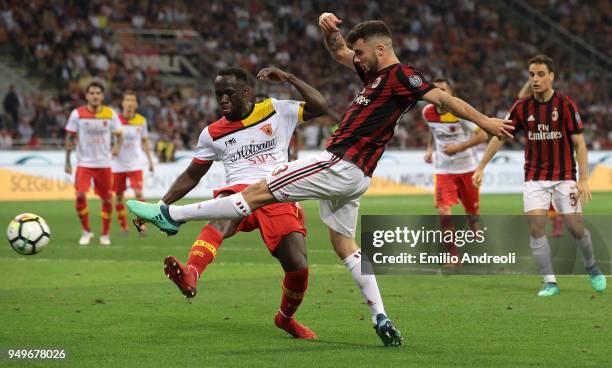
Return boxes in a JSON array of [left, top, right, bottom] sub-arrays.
[[64, 81, 123, 246], [127, 15, 514, 346], [473, 54, 607, 296]]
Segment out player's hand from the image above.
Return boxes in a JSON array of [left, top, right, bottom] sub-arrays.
[[472, 168, 484, 188], [573, 179, 592, 205], [148, 162, 155, 172], [318, 12, 342, 34], [480, 117, 514, 140], [424, 150, 433, 163], [257, 67, 291, 83], [64, 162, 72, 175], [111, 145, 120, 156], [443, 143, 462, 156]]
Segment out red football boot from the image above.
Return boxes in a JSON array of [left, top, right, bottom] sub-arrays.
[[274, 311, 317, 339], [163, 256, 197, 299]]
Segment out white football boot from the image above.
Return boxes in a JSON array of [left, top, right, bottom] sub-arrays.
[[79, 231, 94, 245], [99, 234, 111, 246]]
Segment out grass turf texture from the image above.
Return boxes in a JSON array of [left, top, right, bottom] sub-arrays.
[[1, 194, 611, 367]]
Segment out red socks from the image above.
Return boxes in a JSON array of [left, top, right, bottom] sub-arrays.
[[76, 196, 91, 232], [440, 215, 459, 257], [101, 199, 112, 236], [187, 224, 224, 279], [115, 201, 128, 231], [279, 268, 308, 318]]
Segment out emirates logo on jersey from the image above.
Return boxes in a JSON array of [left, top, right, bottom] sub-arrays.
[[260, 124, 273, 136]]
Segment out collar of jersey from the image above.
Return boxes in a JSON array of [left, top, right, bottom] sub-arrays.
[[224, 98, 275, 127]]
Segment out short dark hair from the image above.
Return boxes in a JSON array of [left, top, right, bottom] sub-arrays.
[[346, 20, 392, 46], [122, 90, 138, 99], [217, 67, 249, 84], [433, 77, 449, 85], [528, 54, 554, 73], [85, 81, 105, 93]]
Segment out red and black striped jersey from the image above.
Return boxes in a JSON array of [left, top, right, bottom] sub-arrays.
[[507, 91, 583, 181], [325, 60, 433, 176]]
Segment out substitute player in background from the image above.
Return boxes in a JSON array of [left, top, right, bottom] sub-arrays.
[[65, 81, 123, 246], [158, 67, 327, 339], [518, 80, 564, 238], [423, 78, 487, 264], [127, 15, 515, 346], [112, 90, 154, 234], [473, 54, 607, 296]]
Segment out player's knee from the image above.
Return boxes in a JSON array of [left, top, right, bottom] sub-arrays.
[[208, 220, 238, 238], [76, 192, 87, 200], [527, 216, 547, 237], [242, 180, 276, 209], [115, 193, 124, 202], [437, 206, 452, 216]]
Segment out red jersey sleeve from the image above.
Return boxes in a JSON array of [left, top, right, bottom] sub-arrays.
[[394, 65, 434, 100], [563, 96, 584, 134]]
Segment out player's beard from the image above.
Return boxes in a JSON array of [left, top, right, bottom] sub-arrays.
[[364, 52, 379, 74]]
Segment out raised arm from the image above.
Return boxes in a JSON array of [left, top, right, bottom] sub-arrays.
[[318, 12, 355, 71], [257, 67, 328, 120], [422, 88, 514, 139], [161, 161, 211, 205]]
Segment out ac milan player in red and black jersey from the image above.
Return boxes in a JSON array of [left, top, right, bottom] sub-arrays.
[[473, 54, 606, 296], [518, 80, 565, 238], [126, 14, 514, 347]]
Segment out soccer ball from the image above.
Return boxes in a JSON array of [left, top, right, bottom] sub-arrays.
[[6, 213, 51, 255]]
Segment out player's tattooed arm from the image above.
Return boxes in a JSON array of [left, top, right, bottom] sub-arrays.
[[326, 32, 345, 52], [162, 161, 211, 204], [64, 133, 76, 174], [319, 12, 355, 70]]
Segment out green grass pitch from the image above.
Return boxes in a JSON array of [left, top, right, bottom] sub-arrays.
[[1, 194, 611, 367]]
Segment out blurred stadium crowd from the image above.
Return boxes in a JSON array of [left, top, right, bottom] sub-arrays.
[[0, 0, 609, 152]]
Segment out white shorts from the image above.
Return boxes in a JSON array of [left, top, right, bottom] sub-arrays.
[[266, 150, 371, 238], [523, 180, 582, 214]]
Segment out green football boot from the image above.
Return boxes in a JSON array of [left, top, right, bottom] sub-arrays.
[[126, 200, 183, 236], [537, 282, 560, 297], [374, 313, 403, 347], [587, 265, 607, 293]]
